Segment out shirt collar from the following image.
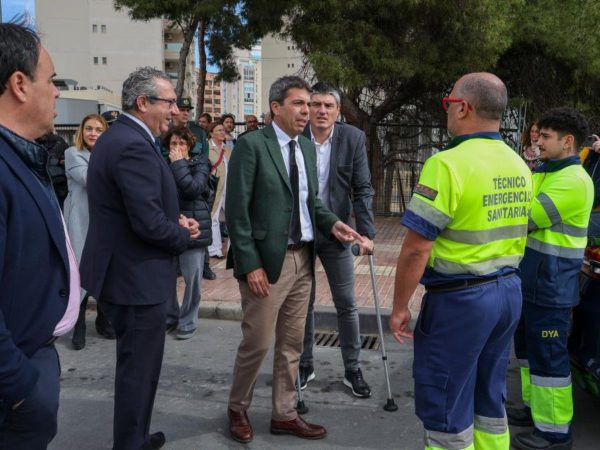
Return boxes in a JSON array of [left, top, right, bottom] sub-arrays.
[[309, 124, 335, 145], [272, 121, 299, 148], [123, 112, 156, 141], [535, 155, 581, 173], [444, 131, 503, 151]]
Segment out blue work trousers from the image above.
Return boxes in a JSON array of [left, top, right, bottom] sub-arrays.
[[414, 274, 521, 437]]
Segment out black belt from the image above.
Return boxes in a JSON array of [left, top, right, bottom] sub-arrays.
[[45, 336, 58, 346], [425, 272, 516, 293], [287, 241, 312, 251]]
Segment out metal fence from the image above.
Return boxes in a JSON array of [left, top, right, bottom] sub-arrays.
[[370, 120, 522, 216]]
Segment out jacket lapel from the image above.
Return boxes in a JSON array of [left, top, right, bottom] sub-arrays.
[[0, 139, 69, 272], [329, 124, 341, 180], [263, 126, 291, 193]]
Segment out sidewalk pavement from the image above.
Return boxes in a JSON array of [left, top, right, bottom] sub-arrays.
[[195, 217, 425, 331], [51, 317, 600, 449]]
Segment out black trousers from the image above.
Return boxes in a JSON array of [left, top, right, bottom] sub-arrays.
[[100, 301, 166, 450]]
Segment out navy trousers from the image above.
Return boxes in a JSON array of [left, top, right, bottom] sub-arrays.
[[100, 301, 166, 450], [0, 345, 60, 450], [414, 274, 521, 435]]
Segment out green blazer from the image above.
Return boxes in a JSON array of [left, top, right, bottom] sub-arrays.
[[225, 124, 339, 283]]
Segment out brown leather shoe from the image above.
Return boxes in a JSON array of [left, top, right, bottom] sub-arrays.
[[270, 415, 327, 439], [228, 408, 253, 443]]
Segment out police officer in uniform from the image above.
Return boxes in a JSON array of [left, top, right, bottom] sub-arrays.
[[509, 108, 593, 450], [390, 72, 532, 450]]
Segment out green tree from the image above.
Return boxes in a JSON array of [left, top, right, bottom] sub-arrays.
[[496, 0, 600, 129], [284, 0, 521, 209], [114, 0, 289, 112]]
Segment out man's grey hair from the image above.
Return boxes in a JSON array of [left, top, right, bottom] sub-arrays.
[[121, 66, 171, 112], [269, 76, 311, 113], [311, 81, 341, 105], [455, 74, 507, 120]]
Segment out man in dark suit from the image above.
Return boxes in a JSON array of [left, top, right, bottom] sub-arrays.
[[80, 67, 199, 450], [0, 23, 80, 448], [299, 82, 375, 398], [225, 76, 367, 443]]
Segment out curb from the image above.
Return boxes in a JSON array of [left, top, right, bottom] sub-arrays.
[[199, 301, 392, 334]]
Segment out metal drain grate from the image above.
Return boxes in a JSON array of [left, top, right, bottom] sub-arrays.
[[314, 332, 380, 351]]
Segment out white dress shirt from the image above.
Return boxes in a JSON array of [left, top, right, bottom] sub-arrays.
[[310, 125, 334, 209], [272, 121, 314, 243]]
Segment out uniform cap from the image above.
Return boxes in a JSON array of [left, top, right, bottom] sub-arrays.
[[176, 97, 194, 109], [101, 110, 120, 124]]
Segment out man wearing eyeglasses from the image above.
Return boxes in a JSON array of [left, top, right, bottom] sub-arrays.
[[80, 67, 200, 450], [390, 73, 532, 450]]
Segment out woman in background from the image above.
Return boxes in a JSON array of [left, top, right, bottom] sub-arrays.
[[64, 113, 115, 350], [165, 126, 212, 339], [206, 121, 232, 259], [522, 120, 541, 171]]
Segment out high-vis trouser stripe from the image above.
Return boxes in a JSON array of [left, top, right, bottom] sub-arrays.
[[425, 446, 474, 450], [530, 375, 572, 435], [425, 425, 473, 450], [473, 414, 509, 450], [520, 366, 531, 406]]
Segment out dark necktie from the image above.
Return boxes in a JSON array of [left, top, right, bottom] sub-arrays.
[[289, 140, 302, 244]]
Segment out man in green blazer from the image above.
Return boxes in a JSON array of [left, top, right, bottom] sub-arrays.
[[225, 76, 365, 443]]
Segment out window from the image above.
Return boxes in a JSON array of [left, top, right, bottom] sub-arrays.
[[93, 57, 98, 64], [92, 24, 97, 32], [101, 24, 106, 33], [102, 57, 107, 64], [244, 105, 254, 114], [243, 66, 254, 81]]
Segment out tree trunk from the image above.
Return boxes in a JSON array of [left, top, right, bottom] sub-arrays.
[[175, 19, 199, 98], [340, 95, 386, 214], [195, 20, 208, 113]]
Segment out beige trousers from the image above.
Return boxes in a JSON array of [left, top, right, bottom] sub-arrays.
[[228, 247, 312, 420]]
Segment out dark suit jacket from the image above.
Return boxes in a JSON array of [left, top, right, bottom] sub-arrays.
[[225, 125, 339, 284], [304, 121, 375, 239], [0, 128, 69, 404], [80, 114, 189, 306]]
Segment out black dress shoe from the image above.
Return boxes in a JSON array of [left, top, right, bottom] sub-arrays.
[[507, 406, 534, 427], [142, 431, 166, 450], [72, 325, 86, 350], [203, 266, 217, 280], [344, 368, 371, 398], [166, 323, 178, 334]]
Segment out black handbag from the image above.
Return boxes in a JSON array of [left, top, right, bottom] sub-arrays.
[[206, 172, 219, 209]]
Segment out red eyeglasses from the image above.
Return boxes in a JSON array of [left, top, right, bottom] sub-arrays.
[[441, 96, 470, 111]]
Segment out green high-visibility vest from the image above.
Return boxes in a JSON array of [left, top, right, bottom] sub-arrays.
[[527, 164, 593, 257], [407, 137, 533, 275]]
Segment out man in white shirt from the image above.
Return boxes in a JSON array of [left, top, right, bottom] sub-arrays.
[[299, 82, 376, 398]]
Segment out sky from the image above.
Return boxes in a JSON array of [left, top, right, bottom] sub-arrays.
[[1, 0, 35, 22]]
